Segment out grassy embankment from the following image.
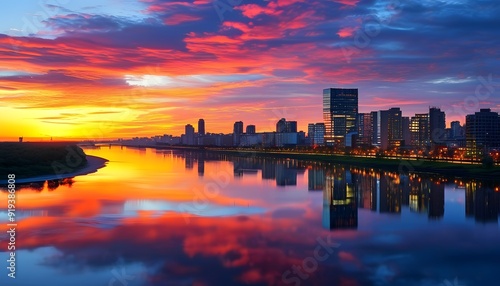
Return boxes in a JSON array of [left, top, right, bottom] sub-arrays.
[[0, 142, 88, 179], [164, 146, 500, 179]]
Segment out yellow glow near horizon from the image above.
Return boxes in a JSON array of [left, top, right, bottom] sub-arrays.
[[0, 106, 143, 141]]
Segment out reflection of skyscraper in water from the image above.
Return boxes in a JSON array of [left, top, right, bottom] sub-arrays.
[[198, 154, 205, 177], [400, 175, 410, 207], [379, 173, 402, 214], [357, 170, 377, 211], [322, 168, 358, 230], [261, 159, 276, 180], [185, 154, 194, 169], [409, 179, 430, 214], [308, 167, 325, 191], [466, 182, 499, 223], [428, 182, 444, 219], [233, 157, 261, 177], [465, 182, 475, 218], [276, 161, 297, 186], [407, 176, 444, 219]]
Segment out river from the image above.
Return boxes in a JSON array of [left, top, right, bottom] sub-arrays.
[[0, 146, 499, 286]]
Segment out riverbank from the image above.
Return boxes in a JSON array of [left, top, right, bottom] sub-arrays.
[[0, 142, 90, 178], [212, 149, 500, 179], [122, 144, 500, 180], [0, 155, 108, 184]]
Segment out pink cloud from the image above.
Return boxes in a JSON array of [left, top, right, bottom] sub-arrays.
[[164, 14, 202, 25], [333, 0, 359, 6], [236, 4, 281, 18]]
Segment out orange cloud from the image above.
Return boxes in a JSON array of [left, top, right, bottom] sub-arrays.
[[337, 26, 357, 38]]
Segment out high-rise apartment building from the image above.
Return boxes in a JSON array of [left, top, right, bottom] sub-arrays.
[[246, 125, 256, 134], [357, 113, 372, 146], [198, 119, 205, 136], [233, 121, 244, 146], [466, 109, 500, 158], [429, 107, 446, 146], [184, 124, 195, 145], [410, 114, 430, 148]]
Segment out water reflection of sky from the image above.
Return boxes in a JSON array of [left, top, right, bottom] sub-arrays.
[[0, 146, 499, 286]]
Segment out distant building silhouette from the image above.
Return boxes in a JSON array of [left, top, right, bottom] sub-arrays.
[[184, 124, 195, 145], [246, 125, 256, 134], [233, 121, 244, 146], [450, 121, 464, 139], [276, 118, 297, 133], [286, 121, 297, 133], [402, 116, 411, 147], [198, 119, 205, 136], [429, 107, 446, 147]]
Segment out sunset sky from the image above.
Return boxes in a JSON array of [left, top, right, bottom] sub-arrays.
[[0, 0, 499, 141]]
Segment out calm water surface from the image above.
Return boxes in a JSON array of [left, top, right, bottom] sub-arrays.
[[1, 146, 499, 286]]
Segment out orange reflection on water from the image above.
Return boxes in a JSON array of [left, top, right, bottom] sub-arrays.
[[2, 147, 264, 216], [1, 147, 498, 285]]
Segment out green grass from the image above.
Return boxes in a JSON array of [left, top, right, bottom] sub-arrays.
[[0, 142, 88, 179], [200, 148, 500, 179]]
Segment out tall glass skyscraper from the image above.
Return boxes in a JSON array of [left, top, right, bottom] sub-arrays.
[[323, 88, 358, 145]]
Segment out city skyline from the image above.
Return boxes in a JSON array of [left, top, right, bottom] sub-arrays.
[[0, 0, 499, 140], [123, 100, 485, 138]]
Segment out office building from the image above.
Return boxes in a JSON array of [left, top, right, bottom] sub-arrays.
[[308, 123, 325, 146], [410, 114, 430, 149], [371, 111, 380, 147], [387, 107, 403, 148], [357, 113, 372, 146], [466, 109, 500, 158], [371, 108, 402, 150], [323, 88, 358, 145]]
